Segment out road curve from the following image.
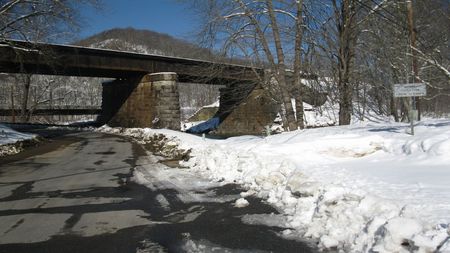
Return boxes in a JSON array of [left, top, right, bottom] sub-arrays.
[[0, 131, 317, 253]]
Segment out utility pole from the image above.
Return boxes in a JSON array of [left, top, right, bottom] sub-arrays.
[[406, 0, 421, 121]]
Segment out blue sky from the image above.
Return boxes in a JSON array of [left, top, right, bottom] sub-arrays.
[[79, 0, 197, 41]]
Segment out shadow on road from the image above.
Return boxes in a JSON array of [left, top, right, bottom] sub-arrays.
[[0, 130, 318, 253]]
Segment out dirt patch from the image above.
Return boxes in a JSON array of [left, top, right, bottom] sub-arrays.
[[140, 134, 191, 169], [141, 134, 190, 161], [96, 128, 192, 169], [159, 159, 189, 169], [0, 135, 82, 164]]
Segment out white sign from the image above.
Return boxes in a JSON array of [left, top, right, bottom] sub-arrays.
[[393, 83, 426, 97]]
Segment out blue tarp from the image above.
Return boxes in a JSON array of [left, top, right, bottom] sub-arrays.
[[186, 117, 220, 134]]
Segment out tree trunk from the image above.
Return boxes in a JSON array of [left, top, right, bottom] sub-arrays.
[[337, 36, 354, 125], [266, 0, 297, 131], [338, 71, 353, 125], [361, 83, 367, 120], [10, 85, 15, 123], [336, 0, 357, 125], [294, 0, 305, 129], [20, 75, 31, 123], [401, 98, 410, 122], [390, 96, 399, 122], [391, 67, 402, 122], [278, 72, 298, 131]]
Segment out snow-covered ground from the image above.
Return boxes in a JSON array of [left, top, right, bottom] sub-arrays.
[[99, 118, 450, 252]]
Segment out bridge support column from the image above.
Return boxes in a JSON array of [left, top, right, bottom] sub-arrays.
[[214, 84, 280, 135], [148, 72, 181, 130], [99, 72, 180, 130]]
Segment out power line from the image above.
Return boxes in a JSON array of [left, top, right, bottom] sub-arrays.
[[367, 0, 405, 21], [356, 0, 429, 46], [354, 0, 409, 32]]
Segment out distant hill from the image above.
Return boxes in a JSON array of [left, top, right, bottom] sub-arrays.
[[75, 27, 215, 60]]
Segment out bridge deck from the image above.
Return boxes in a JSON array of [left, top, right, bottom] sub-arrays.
[[0, 40, 261, 84]]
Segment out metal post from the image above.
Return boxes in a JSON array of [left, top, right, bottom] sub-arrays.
[[410, 97, 414, 135], [393, 83, 425, 136]]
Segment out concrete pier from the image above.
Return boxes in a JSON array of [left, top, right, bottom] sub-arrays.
[[100, 72, 180, 130]]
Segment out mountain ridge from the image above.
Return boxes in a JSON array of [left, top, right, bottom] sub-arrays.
[[75, 27, 215, 60]]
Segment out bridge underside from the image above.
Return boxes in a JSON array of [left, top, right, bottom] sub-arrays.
[[98, 74, 279, 135]]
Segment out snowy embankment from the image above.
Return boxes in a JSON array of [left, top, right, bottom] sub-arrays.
[[99, 119, 450, 252], [0, 124, 37, 156]]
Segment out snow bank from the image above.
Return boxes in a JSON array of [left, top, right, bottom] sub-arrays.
[[0, 124, 36, 156], [98, 120, 450, 252], [0, 124, 35, 145]]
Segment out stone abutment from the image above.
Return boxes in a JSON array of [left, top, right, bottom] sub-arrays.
[[99, 72, 180, 130]]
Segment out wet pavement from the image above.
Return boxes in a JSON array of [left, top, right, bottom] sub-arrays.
[[0, 130, 317, 252]]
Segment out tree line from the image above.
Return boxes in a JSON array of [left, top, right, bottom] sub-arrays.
[[188, 0, 449, 129]]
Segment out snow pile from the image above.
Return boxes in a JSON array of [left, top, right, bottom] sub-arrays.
[[97, 126, 191, 160], [0, 124, 35, 145], [0, 124, 36, 156], [99, 120, 450, 252], [234, 198, 249, 208]]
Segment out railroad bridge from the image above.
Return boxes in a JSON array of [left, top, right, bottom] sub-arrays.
[[0, 40, 322, 135]]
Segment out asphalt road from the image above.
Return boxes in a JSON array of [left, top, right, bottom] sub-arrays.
[[0, 131, 317, 253]]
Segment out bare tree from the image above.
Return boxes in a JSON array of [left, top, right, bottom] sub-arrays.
[[1, 0, 100, 43], [1, 0, 100, 122], [191, 0, 308, 130], [333, 0, 359, 125], [313, 0, 361, 125], [355, 0, 450, 119]]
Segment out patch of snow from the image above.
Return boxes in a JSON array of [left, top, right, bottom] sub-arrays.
[[90, 39, 165, 55], [440, 239, 450, 252], [181, 121, 206, 132], [182, 236, 264, 253], [0, 124, 35, 145], [155, 194, 170, 211], [136, 239, 167, 253], [204, 100, 220, 108], [234, 198, 249, 208]]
